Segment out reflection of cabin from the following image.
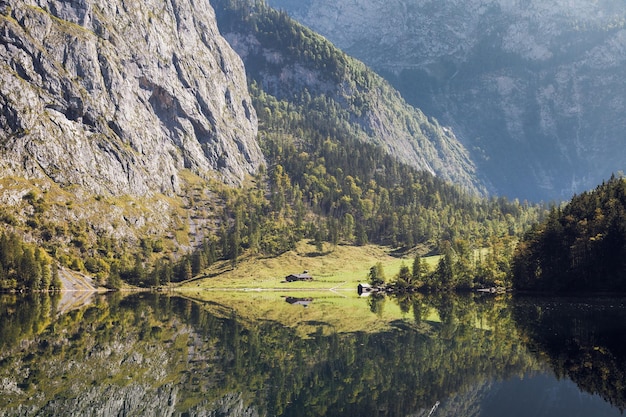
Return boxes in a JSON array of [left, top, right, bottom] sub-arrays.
[[285, 270, 313, 282], [285, 296, 313, 307]]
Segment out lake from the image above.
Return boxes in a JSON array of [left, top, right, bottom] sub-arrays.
[[1, 290, 625, 416]]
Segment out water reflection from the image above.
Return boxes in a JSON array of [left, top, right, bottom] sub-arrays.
[[0, 292, 624, 416], [512, 296, 626, 413], [0, 292, 61, 351], [285, 296, 313, 307]]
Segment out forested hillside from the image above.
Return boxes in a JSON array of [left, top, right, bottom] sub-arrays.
[[69, 0, 547, 289], [513, 175, 626, 292], [0, 0, 546, 292], [164, 0, 546, 289], [213, 0, 486, 196], [0, 231, 61, 292]]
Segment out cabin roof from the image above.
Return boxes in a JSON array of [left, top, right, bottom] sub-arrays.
[[286, 270, 311, 278], [288, 273, 312, 279]]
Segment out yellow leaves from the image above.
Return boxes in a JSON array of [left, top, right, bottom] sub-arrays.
[[589, 233, 604, 242]]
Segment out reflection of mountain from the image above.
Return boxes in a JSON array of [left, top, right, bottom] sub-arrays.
[[3, 293, 624, 416], [512, 296, 626, 412], [441, 373, 622, 417], [0, 293, 538, 416]]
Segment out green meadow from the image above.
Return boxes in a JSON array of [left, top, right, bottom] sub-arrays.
[[179, 241, 440, 292], [174, 242, 446, 337]]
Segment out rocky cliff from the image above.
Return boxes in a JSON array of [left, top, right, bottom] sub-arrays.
[[268, 0, 626, 201], [0, 0, 264, 196]]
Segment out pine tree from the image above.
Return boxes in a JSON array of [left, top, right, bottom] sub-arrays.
[[107, 263, 122, 290], [411, 253, 422, 284], [368, 262, 386, 286], [396, 263, 412, 289]]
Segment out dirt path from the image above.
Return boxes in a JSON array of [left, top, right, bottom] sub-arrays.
[[54, 267, 101, 314]]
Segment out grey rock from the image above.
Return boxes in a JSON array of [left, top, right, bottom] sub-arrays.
[[0, 0, 264, 196]]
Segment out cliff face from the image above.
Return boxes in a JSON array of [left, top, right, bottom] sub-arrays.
[[268, 0, 626, 201], [0, 0, 264, 196]]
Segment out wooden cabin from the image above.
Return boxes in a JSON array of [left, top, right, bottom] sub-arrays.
[[285, 270, 313, 282]]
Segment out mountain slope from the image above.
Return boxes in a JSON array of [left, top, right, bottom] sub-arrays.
[[268, 0, 626, 201], [0, 0, 542, 293], [0, 0, 264, 196], [213, 0, 487, 196]]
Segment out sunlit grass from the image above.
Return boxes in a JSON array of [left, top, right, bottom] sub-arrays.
[[179, 240, 440, 291], [174, 242, 446, 336]]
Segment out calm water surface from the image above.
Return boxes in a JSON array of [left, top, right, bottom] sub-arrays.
[[0, 291, 625, 416]]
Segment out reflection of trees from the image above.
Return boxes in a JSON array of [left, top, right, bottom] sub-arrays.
[[0, 293, 59, 350], [0, 293, 536, 416], [244, 293, 535, 416], [368, 292, 386, 317], [513, 297, 626, 412]]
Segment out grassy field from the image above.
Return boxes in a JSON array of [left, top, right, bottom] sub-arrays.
[[178, 240, 441, 292], [170, 241, 445, 336]]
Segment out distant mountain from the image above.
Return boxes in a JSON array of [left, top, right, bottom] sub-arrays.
[[268, 0, 626, 201], [0, 0, 263, 196], [213, 0, 487, 196]]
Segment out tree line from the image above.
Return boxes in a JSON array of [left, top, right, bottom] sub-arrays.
[[0, 232, 61, 292], [367, 236, 517, 293], [512, 174, 626, 292]]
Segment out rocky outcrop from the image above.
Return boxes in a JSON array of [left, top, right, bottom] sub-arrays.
[[268, 0, 626, 201], [0, 0, 264, 196]]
